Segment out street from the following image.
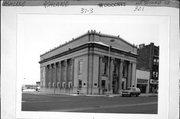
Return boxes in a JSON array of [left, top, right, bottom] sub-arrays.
[[22, 92, 158, 114]]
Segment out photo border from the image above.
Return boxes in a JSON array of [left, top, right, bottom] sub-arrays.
[[1, 5, 179, 119]]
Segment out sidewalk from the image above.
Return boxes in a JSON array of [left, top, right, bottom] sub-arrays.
[[140, 93, 158, 97], [22, 91, 158, 97]]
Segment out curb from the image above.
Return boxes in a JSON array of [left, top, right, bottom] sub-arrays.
[[22, 91, 158, 97]]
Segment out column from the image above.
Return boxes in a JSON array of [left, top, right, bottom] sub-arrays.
[[109, 59, 114, 92], [127, 62, 132, 88], [45, 65, 48, 88], [42, 67, 45, 87], [65, 60, 68, 89], [53, 63, 55, 88], [119, 59, 124, 93], [98, 56, 102, 94], [131, 62, 136, 87], [47, 65, 51, 88], [107, 57, 110, 91], [71, 58, 75, 88], [55, 63, 57, 88], [49, 65, 52, 88], [40, 67, 42, 87], [59, 61, 62, 88], [50, 64, 53, 88]]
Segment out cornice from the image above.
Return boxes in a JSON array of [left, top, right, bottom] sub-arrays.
[[39, 42, 137, 64]]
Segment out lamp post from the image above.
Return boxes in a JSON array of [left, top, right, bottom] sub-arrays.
[[108, 39, 115, 92]]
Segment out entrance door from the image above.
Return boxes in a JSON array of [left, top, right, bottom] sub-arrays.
[[122, 81, 126, 90], [112, 81, 117, 94], [112, 79, 119, 94], [101, 80, 106, 94]]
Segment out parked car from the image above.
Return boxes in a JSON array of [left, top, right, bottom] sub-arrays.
[[122, 87, 141, 97]]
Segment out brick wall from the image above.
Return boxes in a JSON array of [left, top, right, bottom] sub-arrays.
[[137, 45, 151, 70]]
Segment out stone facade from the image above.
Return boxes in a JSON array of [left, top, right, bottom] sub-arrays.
[[39, 30, 137, 95]]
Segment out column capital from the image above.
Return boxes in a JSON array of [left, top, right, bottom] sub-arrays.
[[131, 61, 136, 64], [47, 64, 51, 67], [59, 61, 62, 65], [120, 59, 124, 63], [49, 64, 52, 69], [71, 58, 75, 62], [100, 55, 104, 58], [111, 57, 115, 61], [128, 61, 132, 65], [52, 63, 55, 68]]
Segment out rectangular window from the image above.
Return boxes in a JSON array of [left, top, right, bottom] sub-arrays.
[[78, 60, 83, 74], [154, 48, 159, 56], [156, 72, 158, 77], [101, 80, 105, 88], [102, 57, 108, 75], [122, 64, 127, 77]]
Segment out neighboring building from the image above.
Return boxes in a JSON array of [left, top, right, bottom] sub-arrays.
[[39, 30, 137, 95], [137, 43, 159, 93], [136, 70, 150, 93]]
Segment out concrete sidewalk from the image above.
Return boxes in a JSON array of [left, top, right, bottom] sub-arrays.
[[22, 91, 158, 97], [140, 93, 158, 97]]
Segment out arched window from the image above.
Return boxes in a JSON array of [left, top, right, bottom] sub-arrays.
[[68, 82, 72, 88], [62, 82, 66, 88]]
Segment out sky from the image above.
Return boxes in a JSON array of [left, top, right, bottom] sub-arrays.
[[18, 15, 159, 84]]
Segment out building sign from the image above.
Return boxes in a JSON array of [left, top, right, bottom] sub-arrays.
[[150, 79, 158, 84], [137, 79, 148, 84]]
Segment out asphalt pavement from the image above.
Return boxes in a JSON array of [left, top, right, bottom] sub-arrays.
[[22, 92, 158, 114]]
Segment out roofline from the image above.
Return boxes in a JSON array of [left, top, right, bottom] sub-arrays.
[[40, 30, 137, 57], [40, 32, 90, 57], [39, 42, 137, 64], [93, 32, 136, 48]]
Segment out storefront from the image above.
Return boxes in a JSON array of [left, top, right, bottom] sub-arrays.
[[136, 70, 150, 93], [137, 79, 149, 93], [149, 79, 158, 93]]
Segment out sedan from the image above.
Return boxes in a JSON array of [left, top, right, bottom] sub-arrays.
[[122, 87, 141, 97]]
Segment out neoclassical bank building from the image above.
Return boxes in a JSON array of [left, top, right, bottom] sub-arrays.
[[39, 30, 137, 95]]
